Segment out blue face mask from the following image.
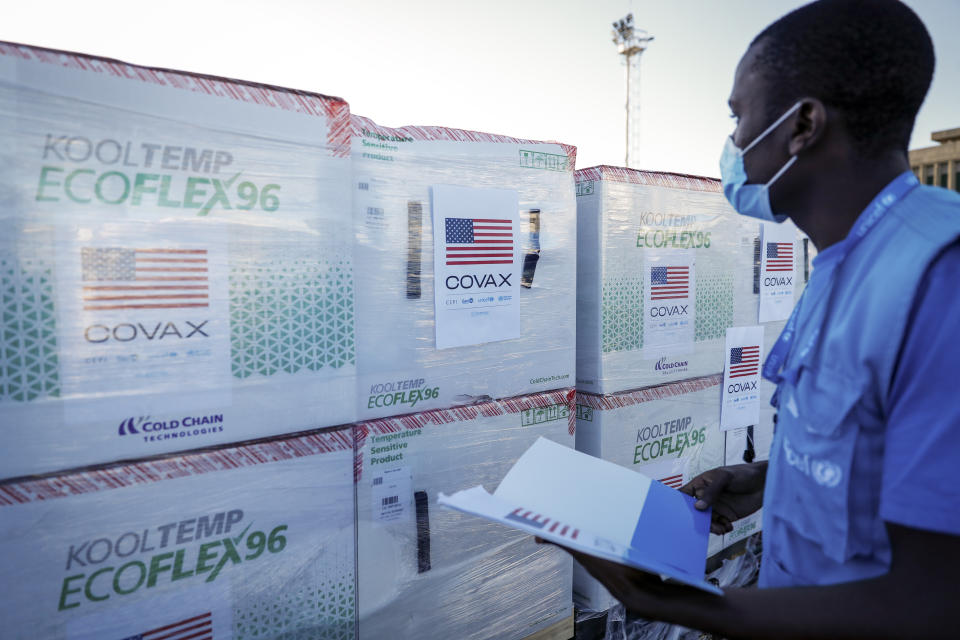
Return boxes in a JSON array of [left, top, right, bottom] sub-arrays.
[[719, 102, 801, 222]]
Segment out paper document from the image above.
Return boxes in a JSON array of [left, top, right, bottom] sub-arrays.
[[438, 437, 722, 595], [720, 325, 765, 431], [432, 184, 521, 349], [759, 222, 796, 322]]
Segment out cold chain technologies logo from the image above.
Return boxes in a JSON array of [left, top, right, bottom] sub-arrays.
[[118, 414, 225, 443], [57, 509, 289, 611], [36, 135, 282, 216], [654, 356, 689, 375]]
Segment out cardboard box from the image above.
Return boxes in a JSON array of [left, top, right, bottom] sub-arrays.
[[0, 43, 356, 478], [0, 428, 356, 639], [573, 376, 727, 611], [354, 389, 576, 639], [575, 166, 809, 395], [353, 115, 577, 420]]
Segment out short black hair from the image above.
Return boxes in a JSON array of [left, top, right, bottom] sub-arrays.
[[750, 0, 934, 157]]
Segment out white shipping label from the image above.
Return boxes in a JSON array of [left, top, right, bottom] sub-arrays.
[[759, 223, 796, 322], [432, 184, 521, 349], [372, 466, 413, 523], [54, 224, 231, 422], [720, 326, 764, 431], [643, 250, 696, 359]]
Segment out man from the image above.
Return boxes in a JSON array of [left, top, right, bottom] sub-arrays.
[[554, 1, 960, 637]]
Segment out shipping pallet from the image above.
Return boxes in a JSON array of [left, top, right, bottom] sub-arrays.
[[524, 614, 575, 640]]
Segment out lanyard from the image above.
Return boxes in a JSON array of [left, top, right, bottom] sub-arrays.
[[762, 171, 920, 386]]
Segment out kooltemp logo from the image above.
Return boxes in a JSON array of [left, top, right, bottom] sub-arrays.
[[36, 134, 282, 217], [58, 509, 290, 611], [81, 246, 210, 313]]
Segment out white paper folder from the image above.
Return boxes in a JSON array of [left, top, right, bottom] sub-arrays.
[[438, 437, 723, 595]]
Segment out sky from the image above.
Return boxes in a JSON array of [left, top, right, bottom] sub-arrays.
[[3, 0, 958, 177]]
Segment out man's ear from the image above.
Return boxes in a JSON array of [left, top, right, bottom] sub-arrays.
[[788, 98, 828, 155]]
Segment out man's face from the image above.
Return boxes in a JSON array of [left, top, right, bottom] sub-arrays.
[[727, 43, 793, 187]]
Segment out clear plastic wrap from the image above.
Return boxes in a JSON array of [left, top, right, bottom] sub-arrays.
[[575, 166, 810, 395], [601, 534, 762, 640], [573, 376, 728, 611], [352, 115, 577, 420], [0, 427, 356, 639], [354, 388, 576, 640], [719, 377, 779, 548], [0, 43, 356, 479]]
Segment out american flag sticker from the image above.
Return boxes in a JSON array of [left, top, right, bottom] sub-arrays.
[[121, 612, 212, 640], [649, 266, 690, 300], [659, 474, 684, 489], [765, 242, 794, 272], [80, 247, 209, 312], [505, 508, 580, 540], [729, 345, 760, 378], [444, 217, 514, 266]]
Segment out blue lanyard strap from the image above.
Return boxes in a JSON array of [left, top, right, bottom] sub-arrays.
[[762, 171, 920, 385]]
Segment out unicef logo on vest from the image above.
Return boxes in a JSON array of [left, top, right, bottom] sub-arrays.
[[783, 437, 844, 489], [812, 460, 843, 488]]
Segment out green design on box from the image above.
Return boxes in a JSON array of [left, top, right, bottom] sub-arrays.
[[694, 272, 734, 341], [233, 578, 355, 640], [601, 276, 643, 353], [230, 258, 355, 378], [0, 256, 60, 402], [601, 270, 734, 353]]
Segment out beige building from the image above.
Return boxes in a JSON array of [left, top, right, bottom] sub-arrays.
[[909, 127, 960, 191]]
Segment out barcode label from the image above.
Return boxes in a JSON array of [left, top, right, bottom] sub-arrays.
[[371, 466, 412, 523], [358, 182, 369, 191]]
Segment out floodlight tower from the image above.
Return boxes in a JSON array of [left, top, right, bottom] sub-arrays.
[[612, 13, 654, 168]]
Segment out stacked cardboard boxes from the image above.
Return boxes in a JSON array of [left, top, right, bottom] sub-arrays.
[[354, 391, 575, 640], [0, 429, 356, 639], [0, 43, 359, 638], [0, 42, 356, 478], [351, 116, 578, 638], [352, 115, 577, 419], [573, 166, 809, 611]]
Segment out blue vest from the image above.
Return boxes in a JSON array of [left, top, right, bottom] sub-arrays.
[[760, 184, 960, 587]]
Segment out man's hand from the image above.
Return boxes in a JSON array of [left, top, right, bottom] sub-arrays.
[[535, 538, 719, 622], [680, 462, 768, 535]]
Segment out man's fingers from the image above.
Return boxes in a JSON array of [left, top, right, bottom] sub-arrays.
[[711, 514, 733, 534], [710, 501, 741, 526], [692, 470, 731, 510], [678, 478, 700, 497]]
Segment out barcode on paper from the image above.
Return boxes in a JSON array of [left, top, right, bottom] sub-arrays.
[[371, 466, 412, 524]]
